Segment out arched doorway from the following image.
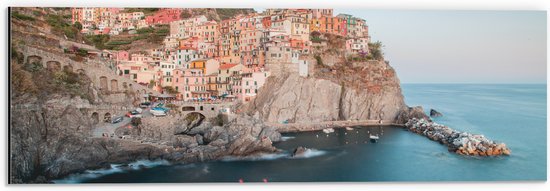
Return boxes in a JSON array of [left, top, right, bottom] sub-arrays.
[[76, 69, 85, 75], [91, 112, 99, 124], [99, 76, 108, 91], [46, 61, 61, 71], [103, 113, 111, 123], [110, 79, 119, 92], [26, 55, 42, 65], [63, 64, 73, 72]]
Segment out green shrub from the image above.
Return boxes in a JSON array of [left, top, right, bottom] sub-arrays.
[[32, 10, 42, 16], [84, 34, 110, 49], [76, 49, 88, 57], [12, 12, 35, 21], [106, 41, 132, 45], [25, 62, 43, 73], [314, 55, 324, 66]]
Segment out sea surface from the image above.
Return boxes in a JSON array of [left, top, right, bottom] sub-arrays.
[[56, 84, 547, 183]]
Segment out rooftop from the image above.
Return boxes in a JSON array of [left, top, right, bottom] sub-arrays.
[[219, 63, 238, 70]]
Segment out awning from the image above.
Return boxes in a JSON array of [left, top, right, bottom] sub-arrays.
[[157, 94, 175, 98]]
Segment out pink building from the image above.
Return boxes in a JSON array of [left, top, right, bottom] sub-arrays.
[[172, 68, 210, 101], [145, 8, 183, 25], [131, 54, 154, 62], [93, 28, 111, 35], [345, 37, 370, 55], [235, 71, 271, 102], [115, 50, 130, 62]]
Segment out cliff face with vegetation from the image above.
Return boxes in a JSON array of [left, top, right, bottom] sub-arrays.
[[245, 34, 408, 124]]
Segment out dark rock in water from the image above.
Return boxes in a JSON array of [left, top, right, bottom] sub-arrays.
[[396, 106, 430, 124], [292, 146, 307, 157], [430, 109, 443, 117]]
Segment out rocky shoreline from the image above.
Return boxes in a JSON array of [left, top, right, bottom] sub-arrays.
[[405, 118, 511, 156]]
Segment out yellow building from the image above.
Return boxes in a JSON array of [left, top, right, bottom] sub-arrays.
[[189, 59, 207, 74]]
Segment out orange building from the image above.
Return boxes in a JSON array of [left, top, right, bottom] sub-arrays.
[[189, 59, 207, 73], [310, 16, 347, 36]]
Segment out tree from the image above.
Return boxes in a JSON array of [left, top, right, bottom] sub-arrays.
[[368, 41, 384, 61], [163, 86, 179, 95], [180, 11, 192, 19], [148, 80, 156, 88], [73, 21, 82, 30]]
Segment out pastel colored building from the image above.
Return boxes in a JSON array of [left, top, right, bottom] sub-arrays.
[[217, 64, 244, 96], [310, 9, 333, 19], [145, 8, 183, 25], [310, 16, 347, 36], [169, 15, 208, 38], [235, 71, 271, 102], [337, 14, 368, 38], [175, 47, 201, 68], [131, 53, 154, 62], [157, 61, 177, 87], [288, 15, 310, 42], [173, 68, 210, 100], [345, 37, 370, 55], [116, 61, 158, 85]]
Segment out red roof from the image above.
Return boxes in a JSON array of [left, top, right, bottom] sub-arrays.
[[219, 63, 238, 70]]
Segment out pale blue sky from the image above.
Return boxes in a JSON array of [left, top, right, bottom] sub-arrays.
[[256, 9, 547, 83]]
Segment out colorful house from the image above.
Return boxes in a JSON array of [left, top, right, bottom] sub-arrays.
[[145, 8, 183, 25]]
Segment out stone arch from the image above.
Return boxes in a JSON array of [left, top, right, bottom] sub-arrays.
[[99, 76, 108, 91], [182, 106, 195, 111], [110, 79, 119, 92], [26, 55, 42, 65], [76, 69, 85, 75], [46, 61, 61, 71], [122, 82, 128, 89], [63, 64, 73, 72], [142, 89, 146, 94], [91, 112, 99, 124], [104, 112, 112, 122], [199, 106, 204, 111]]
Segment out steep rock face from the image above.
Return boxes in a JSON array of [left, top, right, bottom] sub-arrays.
[[9, 99, 164, 183], [245, 60, 408, 123]]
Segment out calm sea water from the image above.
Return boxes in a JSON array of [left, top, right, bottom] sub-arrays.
[[58, 84, 547, 183]]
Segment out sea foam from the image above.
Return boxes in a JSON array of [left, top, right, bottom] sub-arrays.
[[53, 159, 170, 184]]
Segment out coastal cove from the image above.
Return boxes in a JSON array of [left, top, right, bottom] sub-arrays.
[[56, 84, 546, 183]]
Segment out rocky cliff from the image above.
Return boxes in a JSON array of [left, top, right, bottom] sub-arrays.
[[245, 59, 408, 124]]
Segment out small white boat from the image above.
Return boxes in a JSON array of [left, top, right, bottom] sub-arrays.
[[369, 134, 380, 143], [322, 128, 335, 134], [150, 109, 167, 117], [345, 127, 354, 131]]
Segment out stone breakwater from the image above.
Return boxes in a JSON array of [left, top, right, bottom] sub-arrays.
[[405, 118, 511, 156]]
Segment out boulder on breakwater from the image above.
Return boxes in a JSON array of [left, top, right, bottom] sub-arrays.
[[405, 118, 511, 156], [430, 109, 443, 117]]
